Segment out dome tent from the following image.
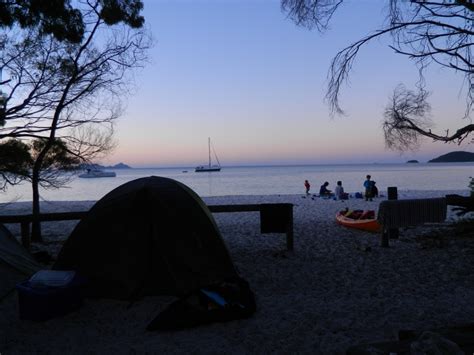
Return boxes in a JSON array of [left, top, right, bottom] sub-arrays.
[[54, 176, 239, 300]]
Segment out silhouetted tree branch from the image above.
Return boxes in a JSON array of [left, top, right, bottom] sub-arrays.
[[281, 0, 343, 31], [0, 0, 150, 240], [384, 85, 474, 151], [282, 0, 474, 146]]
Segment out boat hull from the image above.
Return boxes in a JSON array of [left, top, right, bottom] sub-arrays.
[[195, 167, 221, 172], [336, 211, 381, 233]]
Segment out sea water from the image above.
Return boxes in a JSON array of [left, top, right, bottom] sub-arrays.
[[1, 163, 473, 203]]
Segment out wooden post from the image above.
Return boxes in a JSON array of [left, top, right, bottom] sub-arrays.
[[20, 221, 30, 250], [260, 203, 294, 251], [381, 227, 389, 248], [286, 205, 294, 251], [387, 187, 399, 239]]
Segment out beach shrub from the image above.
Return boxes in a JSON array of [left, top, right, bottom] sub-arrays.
[[451, 217, 474, 239]]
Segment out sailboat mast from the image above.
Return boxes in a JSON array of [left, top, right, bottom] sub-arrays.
[[208, 137, 211, 167]]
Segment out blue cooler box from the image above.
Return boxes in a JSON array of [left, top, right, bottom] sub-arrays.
[[16, 274, 86, 321]]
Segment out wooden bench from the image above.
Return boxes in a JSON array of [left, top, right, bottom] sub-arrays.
[[377, 197, 447, 247], [0, 203, 294, 251]]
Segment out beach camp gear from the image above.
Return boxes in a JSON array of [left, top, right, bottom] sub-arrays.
[[29, 270, 76, 288], [16, 271, 86, 321], [336, 209, 381, 233], [54, 176, 241, 300], [0, 225, 82, 321], [0, 224, 41, 299], [147, 276, 256, 331]]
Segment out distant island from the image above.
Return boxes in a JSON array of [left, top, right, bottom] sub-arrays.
[[429, 151, 474, 163], [105, 163, 132, 169], [79, 162, 132, 169], [406, 160, 419, 163]]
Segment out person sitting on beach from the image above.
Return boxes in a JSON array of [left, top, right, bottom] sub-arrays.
[[304, 180, 311, 195], [319, 181, 332, 196], [334, 181, 345, 200], [363, 175, 373, 201]]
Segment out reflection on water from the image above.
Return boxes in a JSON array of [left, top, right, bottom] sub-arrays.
[[1, 163, 473, 202]]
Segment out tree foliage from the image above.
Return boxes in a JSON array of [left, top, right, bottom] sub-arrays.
[[0, 138, 80, 191], [0, 139, 31, 190], [0, 0, 144, 43], [29, 138, 81, 189], [282, 0, 474, 149]]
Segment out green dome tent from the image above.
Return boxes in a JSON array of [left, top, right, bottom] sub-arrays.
[[54, 176, 239, 300]]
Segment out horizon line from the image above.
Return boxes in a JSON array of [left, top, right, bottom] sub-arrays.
[[111, 161, 474, 169]]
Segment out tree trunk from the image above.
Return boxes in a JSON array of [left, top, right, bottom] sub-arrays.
[[31, 166, 42, 242]]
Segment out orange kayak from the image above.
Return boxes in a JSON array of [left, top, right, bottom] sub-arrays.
[[336, 210, 381, 233]]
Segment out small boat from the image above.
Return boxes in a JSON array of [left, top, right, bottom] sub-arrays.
[[336, 209, 381, 233], [79, 169, 116, 178], [195, 137, 221, 172]]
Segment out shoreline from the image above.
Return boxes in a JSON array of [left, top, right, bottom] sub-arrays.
[[1, 190, 473, 354], [0, 188, 469, 207]]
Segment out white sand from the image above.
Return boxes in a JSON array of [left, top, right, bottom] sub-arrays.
[[1, 190, 474, 354]]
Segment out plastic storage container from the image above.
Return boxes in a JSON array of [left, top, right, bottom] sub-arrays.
[[16, 273, 86, 321]]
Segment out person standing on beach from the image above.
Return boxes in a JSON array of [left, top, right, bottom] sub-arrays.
[[304, 180, 311, 195], [363, 175, 373, 201], [335, 181, 344, 200]]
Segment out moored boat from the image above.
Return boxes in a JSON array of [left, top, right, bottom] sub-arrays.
[[336, 209, 381, 233], [195, 137, 221, 172]]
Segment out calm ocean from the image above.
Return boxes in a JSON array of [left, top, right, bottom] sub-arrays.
[[1, 163, 473, 203]]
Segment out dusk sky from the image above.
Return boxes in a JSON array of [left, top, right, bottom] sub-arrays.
[[103, 0, 470, 168]]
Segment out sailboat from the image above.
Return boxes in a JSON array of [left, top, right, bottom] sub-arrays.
[[195, 137, 221, 172]]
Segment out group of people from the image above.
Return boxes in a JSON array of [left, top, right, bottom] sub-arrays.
[[304, 174, 378, 201]]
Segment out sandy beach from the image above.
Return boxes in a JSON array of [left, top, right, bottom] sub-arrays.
[[1, 189, 474, 354]]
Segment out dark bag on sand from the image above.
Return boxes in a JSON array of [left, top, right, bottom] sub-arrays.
[[146, 277, 256, 331]]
